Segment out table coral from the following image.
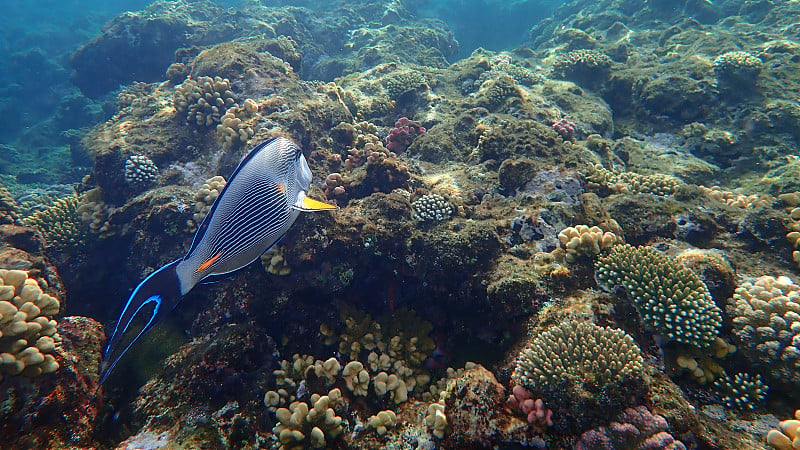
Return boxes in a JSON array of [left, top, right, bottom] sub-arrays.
[[595, 244, 723, 349]]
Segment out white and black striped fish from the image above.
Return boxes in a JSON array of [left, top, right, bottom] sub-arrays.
[[99, 137, 337, 383]]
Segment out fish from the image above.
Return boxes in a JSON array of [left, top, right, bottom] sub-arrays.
[[99, 137, 337, 383]]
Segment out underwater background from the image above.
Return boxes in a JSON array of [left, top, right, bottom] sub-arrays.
[[1, 0, 800, 448]]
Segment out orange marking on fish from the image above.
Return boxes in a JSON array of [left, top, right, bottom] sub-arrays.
[[277, 183, 286, 194], [196, 253, 222, 272]]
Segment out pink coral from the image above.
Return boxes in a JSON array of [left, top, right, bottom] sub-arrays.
[[506, 385, 553, 430], [386, 117, 426, 152], [552, 118, 577, 141], [575, 406, 686, 450]]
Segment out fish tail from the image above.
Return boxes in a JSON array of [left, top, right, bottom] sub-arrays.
[[99, 260, 184, 384]]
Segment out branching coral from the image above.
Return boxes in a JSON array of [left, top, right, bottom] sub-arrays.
[[595, 244, 723, 349], [727, 275, 800, 384], [512, 320, 644, 395], [0, 269, 61, 380], [412, 194, 453, 223], [124, 154, 159, 185], [558, 222, 623, 262], [216, 98, 258, 149], [173, 76, 236, 127], [22, 194, 86, 249], [584, 163, 682, 196], [713, 372, 768, 410], [272, 388, 344, 449], [186, 175, 226, 231]]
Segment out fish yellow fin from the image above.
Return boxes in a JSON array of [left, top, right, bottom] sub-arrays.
[[196, 253, 222, 272], [296, 196, 338, 211]]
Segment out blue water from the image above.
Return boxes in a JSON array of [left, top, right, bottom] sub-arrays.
[[0, 0, 562, 190]]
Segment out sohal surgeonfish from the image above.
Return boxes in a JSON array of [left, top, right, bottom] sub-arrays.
[[99, 137, 337, 383]]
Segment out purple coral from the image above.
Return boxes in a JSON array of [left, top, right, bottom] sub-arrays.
[[386, 117, 426, 152], [575, 406, 686, 450], [506, 385, 553, 430], [552, 118, 577, 141]]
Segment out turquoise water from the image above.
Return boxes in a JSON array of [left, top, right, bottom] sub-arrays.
[[2, 0, 799, 448]]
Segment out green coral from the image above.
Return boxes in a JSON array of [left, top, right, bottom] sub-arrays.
[[22, 194, 85, 249], [512, 320, 645, 393], [595, 244, 723, 349], [713, 372, 768, 410]]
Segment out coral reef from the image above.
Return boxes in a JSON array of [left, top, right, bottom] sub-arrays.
[[411, 193, 453, 223], [713, 372, 768, 410], [124, 154, 159, 186], [727, 275, 800, 386], [596, 244, 723, 349], [21, 194, 85, 249], [767, 410, 800, 450], [0, 269, 61, 379], [173, 75, 237, 127], [575, 406, 686, 450], [558, 222, 623, 262]]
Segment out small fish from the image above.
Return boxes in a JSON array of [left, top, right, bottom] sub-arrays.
[[99, 137, 337, 383]]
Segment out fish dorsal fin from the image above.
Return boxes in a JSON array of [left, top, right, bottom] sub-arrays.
[[185, 137, 280, 258]]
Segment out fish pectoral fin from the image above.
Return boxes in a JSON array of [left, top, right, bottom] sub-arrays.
[[294, 195, 339, 211]]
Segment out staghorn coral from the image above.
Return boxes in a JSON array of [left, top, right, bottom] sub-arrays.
[[767, 409, 800, 450], [595, 244, 723, 349], [727, 275, 800, 385], [124, 154, 159, 185], [173, 76, 236, 127], [22, 194, 86, 249], [575, 406, 686, 450], [412, 193, 453, 223], [512, 320, 645, 395], [0, 269, 61, 380], [216, 98, 258, 149], [713, 372, 768, 410], [557, 222, 623, 262], [584, 163, 682, 196]]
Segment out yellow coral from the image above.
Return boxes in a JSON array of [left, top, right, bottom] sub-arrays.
[[558, 221, 623, 262], [767, 410, 800, 450], [0, 269, 61, 379]]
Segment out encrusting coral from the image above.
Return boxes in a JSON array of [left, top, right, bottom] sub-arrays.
[[0, 269, 61, 379], [595, 244, 723, 349]]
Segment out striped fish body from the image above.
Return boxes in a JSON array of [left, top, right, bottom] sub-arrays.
[[176, 137, 310, 294], [99, 137, 336, 383]]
